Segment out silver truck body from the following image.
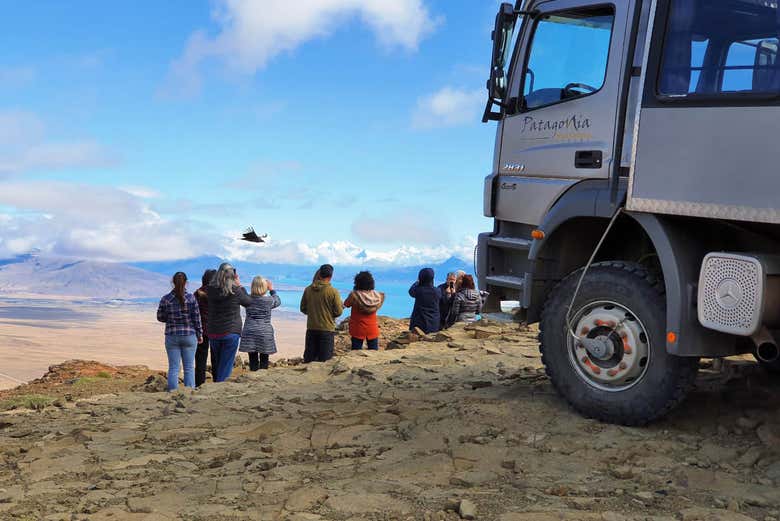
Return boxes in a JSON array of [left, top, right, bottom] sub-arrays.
[[479, 0, 780, 424]]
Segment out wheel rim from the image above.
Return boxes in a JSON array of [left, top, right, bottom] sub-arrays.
[[566, 300, 651, 392]]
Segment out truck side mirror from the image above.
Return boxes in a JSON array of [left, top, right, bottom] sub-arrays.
[[488, 3, 517, 101], [483, 3, 518, 122]]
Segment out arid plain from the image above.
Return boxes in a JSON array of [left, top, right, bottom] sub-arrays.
[[0, 298, 306, 390]]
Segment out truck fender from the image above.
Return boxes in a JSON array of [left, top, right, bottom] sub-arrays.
[[626, 212, 736, 357], [528, 179, 614, 261]]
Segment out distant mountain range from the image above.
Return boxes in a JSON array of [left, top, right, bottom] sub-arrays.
[[132, 255, 473, 286], [0, 254, 170, 298], [0, 253, 473, 299]]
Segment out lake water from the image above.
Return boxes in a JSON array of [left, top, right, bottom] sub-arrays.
[[117, 278, 418, 320], [273, 279, 414, 319]]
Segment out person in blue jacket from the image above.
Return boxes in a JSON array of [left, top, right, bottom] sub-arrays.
[[409, 268, 441, 334]]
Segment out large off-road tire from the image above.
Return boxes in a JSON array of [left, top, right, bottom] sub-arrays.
[[539, 261, 700, 426]]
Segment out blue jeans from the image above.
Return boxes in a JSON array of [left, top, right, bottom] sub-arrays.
[[165, 334, 197, 391], [211, 334, 241, 382]]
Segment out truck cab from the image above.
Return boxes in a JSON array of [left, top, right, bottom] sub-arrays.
[[479, 0, 780, 425]]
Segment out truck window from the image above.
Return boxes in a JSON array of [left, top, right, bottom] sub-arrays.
[[659, 0, 780, 97], [521, 8, 614, 111]]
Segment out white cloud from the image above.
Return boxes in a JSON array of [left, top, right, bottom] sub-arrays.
[[120, 185, 161, 199], [0, 180, 474, 267], [223, 235, 475, 267], [0, 110, 117, 175], [167, 0, 439, 96], [0, 181, 212, 262], [412, 86, 484, 129], [352, 211, 445, 244]]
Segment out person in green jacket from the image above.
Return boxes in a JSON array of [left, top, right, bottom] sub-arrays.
[[300, 264, 344, 362]]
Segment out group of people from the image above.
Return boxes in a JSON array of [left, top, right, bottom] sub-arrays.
[[156, 262, 480, 391], [409, 268, 483, 334], [156, 263, 282, 392]]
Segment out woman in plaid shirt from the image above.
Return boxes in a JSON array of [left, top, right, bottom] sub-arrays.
[[157, 272, 203, 391]]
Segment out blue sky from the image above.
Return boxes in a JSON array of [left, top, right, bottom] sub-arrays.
[[0, 0, 503, 266]]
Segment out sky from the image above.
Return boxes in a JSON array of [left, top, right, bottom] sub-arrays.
[[0, 0, 505, 267]]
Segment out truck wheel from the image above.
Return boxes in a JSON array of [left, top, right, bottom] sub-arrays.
[[539, 262, 700, 426]]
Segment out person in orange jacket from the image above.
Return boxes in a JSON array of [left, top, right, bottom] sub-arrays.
[[344, 271, 385, 350]]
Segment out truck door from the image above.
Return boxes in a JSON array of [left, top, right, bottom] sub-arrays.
[[496, 1, 634, 225]]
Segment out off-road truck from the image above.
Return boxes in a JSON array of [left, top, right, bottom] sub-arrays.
[[478, 0, 780, 425]]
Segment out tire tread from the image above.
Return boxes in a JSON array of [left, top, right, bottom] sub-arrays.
[[539, 261, 699, 426]]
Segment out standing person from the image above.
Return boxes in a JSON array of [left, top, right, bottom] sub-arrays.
[[207, 263, 252, 382], [240, 276, 282, 371], [156, 272, 202, 391], [437, 272, 458, 330], [300, 264, 343, 363], [344, 271, 385, 351], [409, 268, 441, 334], [194, 269, 216, 387], [449, 274, 483, 325]]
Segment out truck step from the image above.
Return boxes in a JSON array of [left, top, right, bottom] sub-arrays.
[[487, 237, 532, 251], [481, 312, 521, 324], [485, 275, 526, 290]]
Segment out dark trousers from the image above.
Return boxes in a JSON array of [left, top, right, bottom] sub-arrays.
[[303, 330, 335, 363], [249, 353, 270, 371], [351, 337, 379, 350], [195, 337, 211, 387], [209, 342, 221, 382]]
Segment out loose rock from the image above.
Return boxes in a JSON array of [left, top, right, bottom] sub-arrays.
[[459, 499, 477, 520]]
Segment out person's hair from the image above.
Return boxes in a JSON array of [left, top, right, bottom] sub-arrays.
[[318, 264, 334, 280], [418, 268, 435, 287], [172, 272, 187, 307], [211, 262, 237, 296], [354, 271, 375, 291], [459, 274, 475, 290], [202, 269, 216, 287], [447, 272, 457, 279], [251, 276, 268, 296]]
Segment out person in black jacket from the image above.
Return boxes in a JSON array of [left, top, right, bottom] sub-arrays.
[[206, 263, 252, 382], [409, 268, 441, 334]]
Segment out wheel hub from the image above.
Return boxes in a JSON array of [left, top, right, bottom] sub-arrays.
[[581, 335, 614, 360], [568, 302, 650, 392]]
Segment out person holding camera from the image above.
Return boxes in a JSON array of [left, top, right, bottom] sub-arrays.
[[240, 276, 281, 371], [448, 274, 483, 325], [206, 262, 252, 382], [438, 271, 458, 329]]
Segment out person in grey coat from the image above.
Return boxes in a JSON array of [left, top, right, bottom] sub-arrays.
[[240, 276, 281, 371], [448, 274, 483, 326]]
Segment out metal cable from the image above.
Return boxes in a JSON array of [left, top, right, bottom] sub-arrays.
[[565, 208, 624, 341]]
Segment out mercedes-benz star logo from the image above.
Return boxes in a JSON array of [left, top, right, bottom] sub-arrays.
[[716, 279, 743, 310]]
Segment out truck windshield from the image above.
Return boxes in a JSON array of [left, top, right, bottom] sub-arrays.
[[522, 8, 614, 111], [659, 0, 780, 96]]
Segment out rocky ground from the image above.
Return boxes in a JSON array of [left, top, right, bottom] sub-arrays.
[[1, 320, 779, 521]]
